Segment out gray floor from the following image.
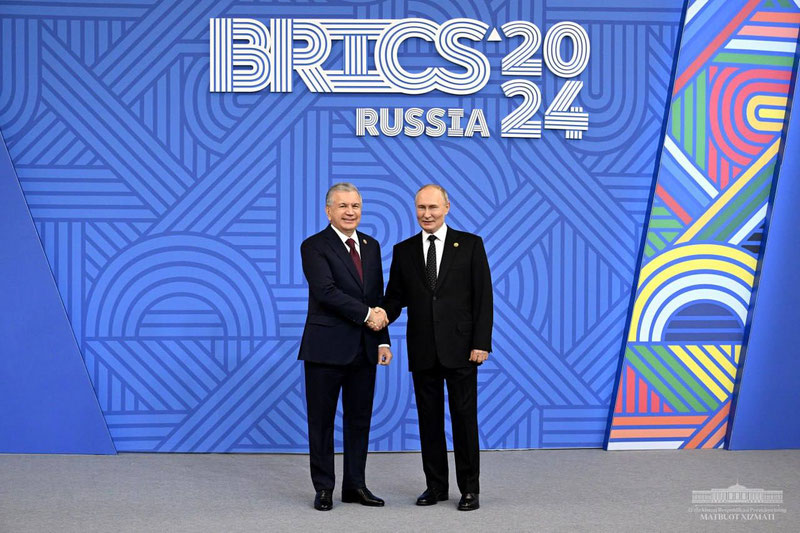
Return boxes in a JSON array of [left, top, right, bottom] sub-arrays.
[[0, 449, 797, 532]]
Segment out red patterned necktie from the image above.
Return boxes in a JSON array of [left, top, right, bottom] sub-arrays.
[[346, 238, 363, 281]]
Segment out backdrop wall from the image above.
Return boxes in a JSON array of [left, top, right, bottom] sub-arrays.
[[0, 0, 796, 453], [728, 69, 800, 450], [0, 132, 115, 454]]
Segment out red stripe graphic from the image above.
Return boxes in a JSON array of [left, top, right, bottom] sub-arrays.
[[613, 415, 708, 426], [625, 365, 635, 413], [739, 24, 799, 38], [656, 184, 692, 224], [751, 12, 800, 23], [709, 140, 718, 184], [638, 378, 648, 412], [686, 401, 730, 448]]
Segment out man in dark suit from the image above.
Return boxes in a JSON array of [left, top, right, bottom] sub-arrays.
[[299, 182, 392, 511], [380, 184, 493, 511]]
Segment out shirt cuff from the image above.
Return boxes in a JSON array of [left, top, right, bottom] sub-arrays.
[[364, 308, 371, 323], [378, 344, 390, 348]]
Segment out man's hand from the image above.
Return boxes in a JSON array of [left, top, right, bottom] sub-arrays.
[[469, 349, 489, 364], [367, 307, 389, 331], [378, 346, 393, 366]]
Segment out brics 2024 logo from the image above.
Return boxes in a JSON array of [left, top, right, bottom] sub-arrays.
[[209, 18, 591, 139]]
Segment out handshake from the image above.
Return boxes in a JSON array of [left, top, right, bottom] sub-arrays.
[[366, 307, 389, 331]]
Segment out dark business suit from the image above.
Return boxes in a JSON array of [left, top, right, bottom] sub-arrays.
[[383, 227, 492, 495], [299, 225, 389, 492]]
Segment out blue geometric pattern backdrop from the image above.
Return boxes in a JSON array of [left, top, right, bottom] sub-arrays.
[[0, 1, 683, 451]]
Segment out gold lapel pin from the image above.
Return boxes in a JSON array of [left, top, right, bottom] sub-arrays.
[[362, 239, 367, 245], [454, 242, 459, 247]]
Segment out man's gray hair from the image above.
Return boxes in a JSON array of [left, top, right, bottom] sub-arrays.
[[416, 184, 449, 204], [326, 182, 362, 206]]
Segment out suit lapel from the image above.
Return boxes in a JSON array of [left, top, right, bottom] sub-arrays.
[[323, 226, 364, 289], [435, 228, 459, 292], [359, 235, 369, 290]]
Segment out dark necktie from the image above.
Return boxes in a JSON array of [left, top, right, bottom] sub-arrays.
[[426, 234, 437, 290], [346, 238, 363, 282]]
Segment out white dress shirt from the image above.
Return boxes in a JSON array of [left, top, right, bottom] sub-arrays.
[[330, 224, 361, 257], [421, 223, 447, 276]]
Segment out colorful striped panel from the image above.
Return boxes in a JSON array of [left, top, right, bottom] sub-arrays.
[[607, 0, 800, 450]]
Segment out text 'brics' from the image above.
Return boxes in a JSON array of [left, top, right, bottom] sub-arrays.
[[209, 18, 591, 140]]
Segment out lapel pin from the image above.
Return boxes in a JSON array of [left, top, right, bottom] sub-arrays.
[[454, 242, 459, 247], [363, 239, 367, 245]]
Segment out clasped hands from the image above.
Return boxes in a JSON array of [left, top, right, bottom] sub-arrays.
[[366, 307, 389, 331], [366, 308, 392, 365]]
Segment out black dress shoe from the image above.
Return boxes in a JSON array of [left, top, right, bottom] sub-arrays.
[[416, 488, 449, 506], [341, 487, 385, 507], [314, 489, 333, 511], [457, 493, 479, 511]]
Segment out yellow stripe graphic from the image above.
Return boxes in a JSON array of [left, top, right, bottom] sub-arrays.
[[704, 345, 737, 378], [688, 345, 734, 393], [747, 95, 787, 132], [677, 140, 779, 243], [638, 244, 757, 287], [670, 345, 728, 401]]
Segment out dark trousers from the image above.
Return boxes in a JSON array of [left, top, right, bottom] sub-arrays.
[[304, 348, 376, 492], [412, 362, 479, 495]]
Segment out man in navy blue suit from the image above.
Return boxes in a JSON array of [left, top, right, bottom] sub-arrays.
[[298, 182, 392, 511]]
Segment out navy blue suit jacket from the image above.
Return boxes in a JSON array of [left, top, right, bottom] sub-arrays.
[[299, 225, 390, 365]]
